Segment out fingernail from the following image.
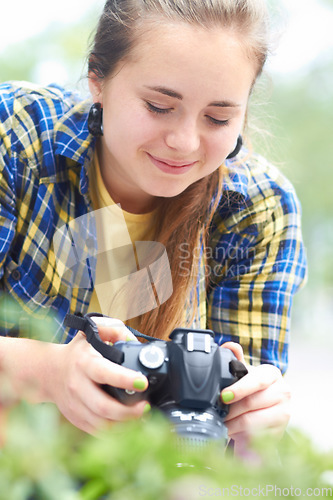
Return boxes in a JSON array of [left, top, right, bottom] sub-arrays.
[[221, 390, 235, 403], [126, 333, 136, 342], [143, 403, 151, 414], [133, 378, 147, 391]]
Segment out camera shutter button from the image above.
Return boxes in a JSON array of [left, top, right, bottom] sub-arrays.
[[139, 345, 165, 369]]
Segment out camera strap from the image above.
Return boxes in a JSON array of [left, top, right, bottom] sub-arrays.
[[85, 312, 163, 342], [64, 312, 163, 365], [64, 313, 125, 365]]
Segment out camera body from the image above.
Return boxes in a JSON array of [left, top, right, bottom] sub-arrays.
[[103, 328, 242, 410], [64, 313, 248, 443]]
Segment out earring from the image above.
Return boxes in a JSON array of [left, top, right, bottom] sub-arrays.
[[226, 135, 243, 159], [88, 103, 103, 136]]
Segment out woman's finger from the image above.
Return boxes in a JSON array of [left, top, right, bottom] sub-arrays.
[[63, 396, 106, 435], [62, 373, 149, 433], [220, 341, 245, 363], [224, 378, 291, 422], [71, 330, 148, 392], [90, 316, 137, 343], [221, 363, 282, 404], [77, 379, 149, 423], [226, 402, 290, 437], [84, 351, 149, 392]]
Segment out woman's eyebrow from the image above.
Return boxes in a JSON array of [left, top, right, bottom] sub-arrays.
[[208, 100, 241, 108], [144, 85, 240, 107], [144, 85, 183, 100]]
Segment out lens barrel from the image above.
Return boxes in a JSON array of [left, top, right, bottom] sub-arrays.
[[159, 402, 228, 447]]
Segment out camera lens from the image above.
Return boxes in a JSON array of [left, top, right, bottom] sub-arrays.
[[158, 402, 228, 447], [139, 345, 165, 369]]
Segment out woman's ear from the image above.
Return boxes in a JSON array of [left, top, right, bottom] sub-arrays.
[[88, 71, 103, 104]]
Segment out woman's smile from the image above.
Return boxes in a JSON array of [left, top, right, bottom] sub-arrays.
[[146, 152, 198, 175]]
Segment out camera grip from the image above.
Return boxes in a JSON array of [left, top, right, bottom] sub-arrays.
[[229, 359, 248, 380]]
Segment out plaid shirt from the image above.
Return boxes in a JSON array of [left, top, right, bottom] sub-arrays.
[[0, 82, 307, 372]]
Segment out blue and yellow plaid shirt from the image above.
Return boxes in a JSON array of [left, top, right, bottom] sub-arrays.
[[0, 82, 307, 372]]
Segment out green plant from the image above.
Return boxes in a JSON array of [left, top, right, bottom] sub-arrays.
[[0, 299, 333, 499], [0, 401, 333, 500]]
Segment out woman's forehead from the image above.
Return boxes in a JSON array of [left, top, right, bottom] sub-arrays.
[[107, 22, 257, 103]]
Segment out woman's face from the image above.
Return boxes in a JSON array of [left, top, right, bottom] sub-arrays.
[[89, 22, 257, 213]]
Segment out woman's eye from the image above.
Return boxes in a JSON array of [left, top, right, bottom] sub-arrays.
[[206, 116, 230, 127], [145, 102, 171, 114]]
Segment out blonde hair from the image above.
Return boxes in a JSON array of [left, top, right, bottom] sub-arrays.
[[89, 0, 271, 339]]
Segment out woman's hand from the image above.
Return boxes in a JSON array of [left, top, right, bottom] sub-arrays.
[[220, 342, 291, 458], [49, 317, 150, 435]]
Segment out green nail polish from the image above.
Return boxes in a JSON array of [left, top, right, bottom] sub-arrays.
[[126, 334, 135, 342], [222, 390, 235, 403], [143, 403, 151, 414], [133, 378, 146, 391]]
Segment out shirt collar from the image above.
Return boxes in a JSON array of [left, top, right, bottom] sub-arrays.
[[54, 99, 96, 195], [222, 155, 250, 200]]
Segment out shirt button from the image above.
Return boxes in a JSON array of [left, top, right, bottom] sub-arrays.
[[12, 269, 21, 281]]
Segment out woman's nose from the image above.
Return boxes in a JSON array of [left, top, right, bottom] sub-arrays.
[[164, 117, 201, 154]]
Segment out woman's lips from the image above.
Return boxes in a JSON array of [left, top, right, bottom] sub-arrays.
[[147, 153, 197, 175]]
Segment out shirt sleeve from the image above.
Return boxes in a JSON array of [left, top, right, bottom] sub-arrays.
[[0, 84, 17, 279], [206, 156, 307, 373]]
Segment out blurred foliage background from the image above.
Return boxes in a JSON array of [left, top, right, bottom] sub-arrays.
[[0, 0, 332, 448], [1, 401, 332, 500]]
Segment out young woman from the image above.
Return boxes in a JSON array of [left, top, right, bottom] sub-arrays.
[[0, 0, 306, 454]]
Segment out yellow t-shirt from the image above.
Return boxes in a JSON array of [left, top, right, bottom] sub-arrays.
[[88, 152, 157, 319], [87, 151, 206, 330]]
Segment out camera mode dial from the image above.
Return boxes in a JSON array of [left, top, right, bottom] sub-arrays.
[[139, 344, 165, 369]]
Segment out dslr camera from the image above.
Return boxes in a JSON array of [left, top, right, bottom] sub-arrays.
[[65, 313, 248, 445]]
